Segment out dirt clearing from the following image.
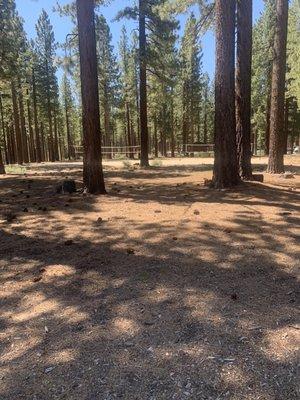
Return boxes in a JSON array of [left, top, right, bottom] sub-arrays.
[[0, 157, 299, 400]]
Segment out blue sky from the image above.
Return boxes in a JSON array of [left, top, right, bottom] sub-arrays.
[[16, 0, 265, 81]]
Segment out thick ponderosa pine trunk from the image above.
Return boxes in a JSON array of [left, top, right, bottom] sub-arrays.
[[11, 81, 23, 165], [76, 0, 106, 194], [236, 0, 253, 179], [139, 0, 149, 167], [212, 0, 239, 188], [267, 0, 289, 173]]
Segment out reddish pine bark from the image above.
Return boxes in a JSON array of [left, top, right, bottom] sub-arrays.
[[267, 0, 289, 173], [139, 0, 149, 167], [212, 0, 240, 188], [76, 0, 106, 194], [236, 0, 253, 179], [11, 80, 23, 165]]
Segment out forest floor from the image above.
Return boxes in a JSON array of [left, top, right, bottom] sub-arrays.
[[0, 156, 299, 400]]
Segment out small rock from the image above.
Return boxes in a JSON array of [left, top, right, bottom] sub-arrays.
[[64, 240, 74, 246], [44, 366, 55, 374], [56, 180, 77, 194], [63, 180, 76, 193], [126, 248, 135, 255], [193, 210, 200, 215], [144, 320, 155, 326], [32, 276, 42, 283], [124, 341, 134, 348]]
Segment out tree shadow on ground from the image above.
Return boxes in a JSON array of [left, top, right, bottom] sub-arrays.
[[0, 169, 299, 400]]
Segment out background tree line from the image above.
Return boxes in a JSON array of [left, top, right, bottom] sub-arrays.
[[0, 0, 215, 171], [0, 0, 299, 189]]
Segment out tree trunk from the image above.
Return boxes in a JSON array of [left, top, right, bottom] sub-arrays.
[[212, 0, 239, 188], [8, 123, 16, 164], [139, 0, 149, 167], [126, 102, 134, 159], [11, 80, 23, 165], [0, 141, 5, 174], [45, 58, 55, 162], [154, 115, 158, 158], [253, 128, 257, 155], [203, 86, 208, 144], [46, 93, 54, 162], [103, 91, 112, 159], [283, 97, 289, 154], [76, 0, 106, 194], [18, 82, 29, 163], [236, 0, 253, 180], [170, 99, 175, 158], [182, 112, 188, 154], [26, 91, 36, 162], [54, 113, 59, 160], [32, 69, 42, 163], [64, 81, 73, 160], [40, 122, 46, 161], [0, 95, 8, 168], [267, 0, 289, 173], [6, 124, 12, 164], [265, 94, 271, 155]]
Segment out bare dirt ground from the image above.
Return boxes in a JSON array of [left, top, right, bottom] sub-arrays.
[[0, 156, 299, 400]]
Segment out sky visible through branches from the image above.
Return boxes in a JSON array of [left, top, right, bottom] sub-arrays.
[[17, 0, 264, 81]]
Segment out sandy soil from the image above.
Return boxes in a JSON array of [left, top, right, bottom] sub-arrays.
[[0, 156, 299, 400]]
